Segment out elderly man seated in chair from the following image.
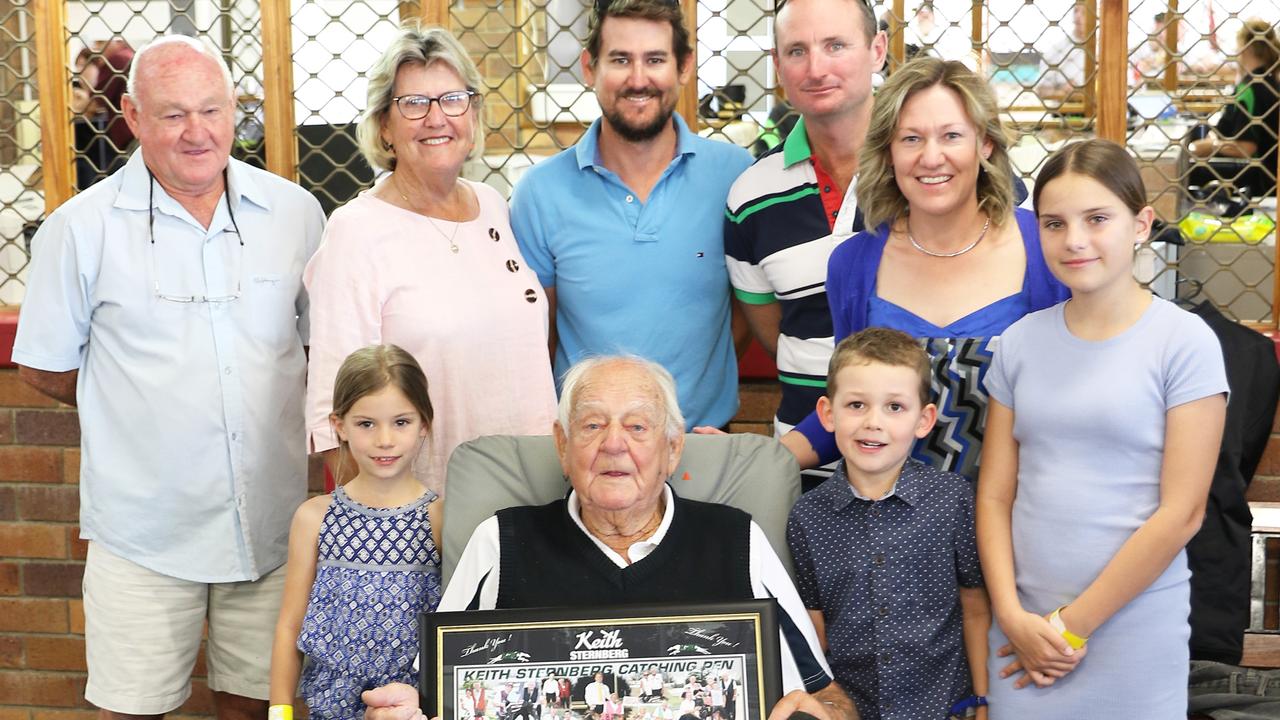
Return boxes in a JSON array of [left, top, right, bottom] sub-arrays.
[[364, 355, 858, 720]]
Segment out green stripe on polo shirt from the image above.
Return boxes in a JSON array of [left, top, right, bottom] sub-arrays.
[[778, 371, 828, 388], [782, 116, 811, 166], [725, 186, 821, 224], [734, 288, 777, 304]]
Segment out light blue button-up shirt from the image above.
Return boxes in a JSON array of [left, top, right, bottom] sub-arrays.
[[511, 116, 753, 428], [13, 150, 325, 582]]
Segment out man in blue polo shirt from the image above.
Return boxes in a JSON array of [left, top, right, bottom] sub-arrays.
[[511, 0, 753, 429]]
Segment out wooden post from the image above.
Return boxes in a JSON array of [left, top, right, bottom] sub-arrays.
[[970, 0, 981, 55], [888, 0, 904, 70], [1083, 0, 1097, 120], [260, 0, 297, 180], [676, 0, 698, 129], [32, 0, 73, 213], [1096, 0, 1127, 142], [420, 0, 449, 29], [1163, 1, 1179, 94]]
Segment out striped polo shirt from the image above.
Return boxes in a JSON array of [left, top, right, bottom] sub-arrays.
[[723, 117, 864, 430]]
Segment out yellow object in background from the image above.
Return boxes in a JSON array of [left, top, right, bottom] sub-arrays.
[[1179, 211, 1277, 244]]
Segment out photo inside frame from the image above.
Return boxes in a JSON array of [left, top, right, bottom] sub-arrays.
[[421, 601, 782, 720]]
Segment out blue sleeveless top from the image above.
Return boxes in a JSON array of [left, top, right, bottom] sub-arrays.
[[866, 293, 1030, 480], [297, 486, 442, 719], [795, 207, 1070, 473]]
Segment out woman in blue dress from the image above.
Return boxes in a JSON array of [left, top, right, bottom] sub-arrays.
[[784, 57, 1068, 482], [978, 139, 1227, 717]]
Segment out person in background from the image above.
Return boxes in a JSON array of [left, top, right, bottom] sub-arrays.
[[304, 22, 556, 498], [14, 35, 325, 719], [1189, 18, 1280, 197], [72, 38, 135, 188], [510, 0, 753, 430], [1130, 11, 1221, 85], [1035, 3, 1088, 99]]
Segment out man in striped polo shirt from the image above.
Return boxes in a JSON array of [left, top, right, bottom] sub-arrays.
[[723, 0, 885, 488]]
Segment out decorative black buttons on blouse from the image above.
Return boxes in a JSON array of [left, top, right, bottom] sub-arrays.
[[524, 289, 537, 303], [506, 259, 520, 273], [489, 227, 500, 242]]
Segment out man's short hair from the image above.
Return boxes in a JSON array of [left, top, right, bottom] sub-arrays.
[[584, 0, 694, 69], [826, 327, 932, 406], [127, 35, 234, 106], [558, 355, 685, 440], [776, 0, 876, 43]]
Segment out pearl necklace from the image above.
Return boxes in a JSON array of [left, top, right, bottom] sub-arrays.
[[907, 215, 990, 258], [392, 173, 460, 254]]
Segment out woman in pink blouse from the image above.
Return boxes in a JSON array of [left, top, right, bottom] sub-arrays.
[[304, 23, 556, 496]]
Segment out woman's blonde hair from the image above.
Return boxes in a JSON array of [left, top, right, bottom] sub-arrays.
[[1238, 19, 1280, 79], [856, 56, 1015, 230], [356, 21, 485, 172]]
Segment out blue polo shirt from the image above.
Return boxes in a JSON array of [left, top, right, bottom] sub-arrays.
[[511, 116, 753, 427], [787, 459, 984, 720]]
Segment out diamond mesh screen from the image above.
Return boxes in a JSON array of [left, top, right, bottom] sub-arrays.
[[4, 0, 1279, 325], [0, 0, 39, 304]]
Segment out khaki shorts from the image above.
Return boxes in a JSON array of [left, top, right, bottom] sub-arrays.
[[83, 542, 285, 715]]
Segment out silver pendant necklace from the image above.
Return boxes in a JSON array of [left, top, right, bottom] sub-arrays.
[[392, 173, 461, 254], [907, 215, 990, 258]]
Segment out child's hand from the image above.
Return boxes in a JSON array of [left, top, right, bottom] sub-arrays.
[[997, 610, 1084, 684]]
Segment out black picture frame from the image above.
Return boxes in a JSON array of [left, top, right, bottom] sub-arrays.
[[420, 600, 781, 720]]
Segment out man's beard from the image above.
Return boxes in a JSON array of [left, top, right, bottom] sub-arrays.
[[602, 93, 675, 142]]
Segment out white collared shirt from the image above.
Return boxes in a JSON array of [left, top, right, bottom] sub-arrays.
[[439, 484, 833, 694], [13, 150, 325, 582]]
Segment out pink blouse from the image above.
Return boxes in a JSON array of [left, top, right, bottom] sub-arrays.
[[304, 179, 557, 497]]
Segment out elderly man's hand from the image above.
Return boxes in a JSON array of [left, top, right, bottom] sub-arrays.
[[362, 682, 426, 720], [767, 684, 859, 720]]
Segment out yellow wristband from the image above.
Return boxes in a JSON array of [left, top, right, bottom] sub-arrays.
[[1048, 607, 1088, 649], [269, 705, 293, 720]]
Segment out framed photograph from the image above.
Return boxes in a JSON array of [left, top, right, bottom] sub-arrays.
[[420, 600, 781, 720]]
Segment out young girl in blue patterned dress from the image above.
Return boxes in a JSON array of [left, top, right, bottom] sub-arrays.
[[270, 344, 444, 719], [977, 139, 1228, 718]]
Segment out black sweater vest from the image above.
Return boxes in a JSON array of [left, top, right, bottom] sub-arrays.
[[495, 494, 753, 608]]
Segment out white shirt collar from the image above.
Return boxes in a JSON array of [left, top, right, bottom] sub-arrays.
[[566, 483, 675, 568]]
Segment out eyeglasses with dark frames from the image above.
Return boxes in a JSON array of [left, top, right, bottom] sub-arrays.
[[147, 167, 244, 304], [392, 90, 480, 120]]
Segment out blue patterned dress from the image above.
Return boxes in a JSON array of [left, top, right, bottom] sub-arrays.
[[298, 486, 443, 719]]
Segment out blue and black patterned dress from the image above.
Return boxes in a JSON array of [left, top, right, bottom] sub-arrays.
[[297, 485, 442, 719]]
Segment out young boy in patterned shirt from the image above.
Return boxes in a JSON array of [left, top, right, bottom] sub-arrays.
[[786, 328, 990, 720]]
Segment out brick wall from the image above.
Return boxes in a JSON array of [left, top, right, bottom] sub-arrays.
[[0, 360, 326, 719]]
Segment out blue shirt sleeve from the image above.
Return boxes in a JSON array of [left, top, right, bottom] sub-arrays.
[[510, 174, 556, 288], [12, 210, 96, 372], [1164, 312, 1230, 408]]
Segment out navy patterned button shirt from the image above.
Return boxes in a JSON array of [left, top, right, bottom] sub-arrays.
[[787, 459, 984, 720]]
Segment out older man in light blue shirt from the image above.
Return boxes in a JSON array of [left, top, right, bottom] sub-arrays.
[[13, 35, 323, 719]]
